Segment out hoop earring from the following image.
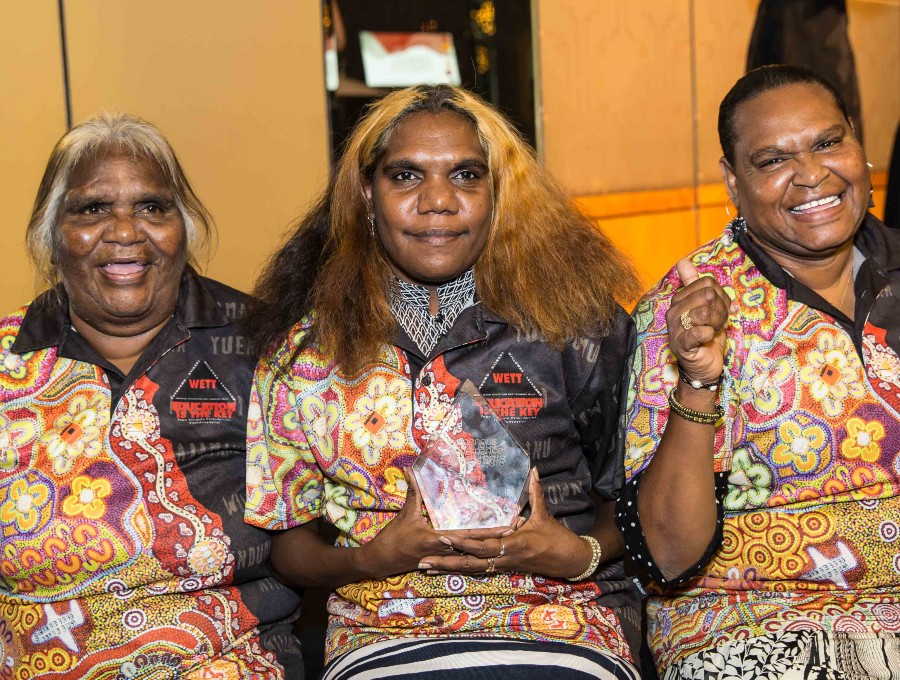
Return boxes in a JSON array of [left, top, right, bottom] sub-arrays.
[[725, 196, 737, 218], [867, 162, 876, 208], [366, 214, 376, 238]]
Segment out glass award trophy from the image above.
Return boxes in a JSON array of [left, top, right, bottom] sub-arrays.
[[413, 380, 531, 530]]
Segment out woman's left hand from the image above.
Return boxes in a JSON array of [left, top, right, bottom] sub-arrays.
[[420, 469, 594, 579]]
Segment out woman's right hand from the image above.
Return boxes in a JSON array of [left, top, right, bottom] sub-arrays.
[[355, 467, 459, 578], [665, 258, 733, 383]]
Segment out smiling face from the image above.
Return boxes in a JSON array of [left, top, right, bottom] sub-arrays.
[[363, 110, 493, 288], [721, 82, 869, 263], [56, 150, 188, 336]]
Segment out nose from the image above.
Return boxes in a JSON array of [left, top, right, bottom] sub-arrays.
[[792, 153, 829, 188], [417, 178, 458, 214], [102, 211, 143, 245]]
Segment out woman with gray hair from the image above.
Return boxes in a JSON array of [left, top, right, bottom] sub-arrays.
[[0, 113, 303, 678]]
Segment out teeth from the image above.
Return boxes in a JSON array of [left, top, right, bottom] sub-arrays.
[[103, 263, 145, 275], [791, 195, 841, 213]]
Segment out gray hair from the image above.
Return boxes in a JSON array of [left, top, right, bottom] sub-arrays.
[[26, 112, 214, 291]]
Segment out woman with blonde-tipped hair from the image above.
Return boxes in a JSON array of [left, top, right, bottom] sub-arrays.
[[245, 85, 642, 679]]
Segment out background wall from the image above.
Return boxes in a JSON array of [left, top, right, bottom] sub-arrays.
[[538, 0, 900, 288], [1, 1, 898, 309], [0, 0, 329, 310]]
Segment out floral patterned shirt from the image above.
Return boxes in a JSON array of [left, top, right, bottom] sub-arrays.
[[0, 270, 303, 679], [617, 215, 900, 673], [245, 302, 642, 665]]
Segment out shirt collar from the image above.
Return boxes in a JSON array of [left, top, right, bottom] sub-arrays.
[[734, 212, 900, 289], [390, 269, 477, 356], [11, 266, 229, 354]]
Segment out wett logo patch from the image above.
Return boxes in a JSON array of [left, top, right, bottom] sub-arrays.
[[171, 360, 237, 421], [478, 352, 543, 421]]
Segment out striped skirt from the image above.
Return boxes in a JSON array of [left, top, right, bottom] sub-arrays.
[[321, 637, 641, 680]]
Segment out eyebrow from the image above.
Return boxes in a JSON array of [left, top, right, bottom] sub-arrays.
[[381, 157, 488, 172], [64, 191, 175, 208], [748, 124, 846, 164]]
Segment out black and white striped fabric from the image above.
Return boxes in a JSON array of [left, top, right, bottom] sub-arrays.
[[321, 637, 641, 680]]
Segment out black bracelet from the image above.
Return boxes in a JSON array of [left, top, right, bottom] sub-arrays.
[[678, 366, 723, 391]]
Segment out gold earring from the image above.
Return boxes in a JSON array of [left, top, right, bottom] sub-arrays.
[[867, 162, 876, 208], [725, 196, 737, 218]]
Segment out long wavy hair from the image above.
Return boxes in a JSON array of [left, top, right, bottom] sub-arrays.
[[27, 112, 214, 293], [249, 85, 639, 373]]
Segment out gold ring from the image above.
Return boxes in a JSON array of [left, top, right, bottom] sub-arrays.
[[486, 557, 496, 574], [680, 310, 693, 331], [497, 539, 506, 558]]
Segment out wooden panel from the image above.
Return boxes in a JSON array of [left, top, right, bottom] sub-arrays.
[[0, 0, 67, 310], [537, 0, 694, 194], [692, 0, 759, 184], [64, 0, 330, 294], [848, 0, 900, 171], [594, 211, 697, 293]]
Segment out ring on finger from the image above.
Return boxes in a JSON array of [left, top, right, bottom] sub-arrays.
[[486, 557, 496, 574], [497, 539, 506, 558], [680, 310, 693, 331]]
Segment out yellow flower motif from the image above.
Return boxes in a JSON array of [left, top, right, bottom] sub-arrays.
[[41, 393, 110, 475], [382, 467, 409, 498], [0, 335, 33, 381], [841, 418, 884, 463], [798, 332, 865, 417], [61, 475, 112, 519], [771, 419, 827, 474], [624, 431, 655, 474], [345, 376, 411, 466], [0, 478, 50, 533]]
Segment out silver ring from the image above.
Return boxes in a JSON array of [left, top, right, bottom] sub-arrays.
[[497, 539, 506, 558], [680, 310, 693, 331], [486, 557, 496, 574]]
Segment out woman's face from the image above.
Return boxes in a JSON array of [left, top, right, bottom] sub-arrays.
[[720, 82, 869, 261], [56, 151, 188, 335], [363, 110, 492, 287]]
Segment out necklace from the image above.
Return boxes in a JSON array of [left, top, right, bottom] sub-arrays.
[[837, 266, 853, 311]]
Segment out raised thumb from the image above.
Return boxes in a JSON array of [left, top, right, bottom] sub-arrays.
[[675, 258, 700, 286]]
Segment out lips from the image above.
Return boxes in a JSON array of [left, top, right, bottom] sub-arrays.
[[789, 193, 843, 214], [99, 260, 150, 280]]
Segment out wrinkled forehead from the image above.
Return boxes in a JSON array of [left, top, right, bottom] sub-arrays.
[[731, 82, 848, 154], [66, 146, 171, 195]]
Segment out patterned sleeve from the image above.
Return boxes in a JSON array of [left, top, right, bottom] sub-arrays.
[[614, 256, 742, 584], [245, 338, 324, 531]]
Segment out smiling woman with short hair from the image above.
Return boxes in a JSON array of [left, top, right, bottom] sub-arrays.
[[244, 85, 643, 679], [1, 113, 303, 678], [618, 64, 900, 679]]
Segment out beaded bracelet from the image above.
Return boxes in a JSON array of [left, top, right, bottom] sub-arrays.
[[668, 388, 723, 425], [567, 535, 602, 581], [678, 366, 723, 391]]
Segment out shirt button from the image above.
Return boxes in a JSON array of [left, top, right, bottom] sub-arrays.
[[420, 375, 432, 387]]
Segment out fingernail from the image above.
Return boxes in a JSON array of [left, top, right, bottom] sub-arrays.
[[533, 467, 540, 481], [438, 536, 453, 546], [501, 529, 514, 536], [418, 562, 432, 569]]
